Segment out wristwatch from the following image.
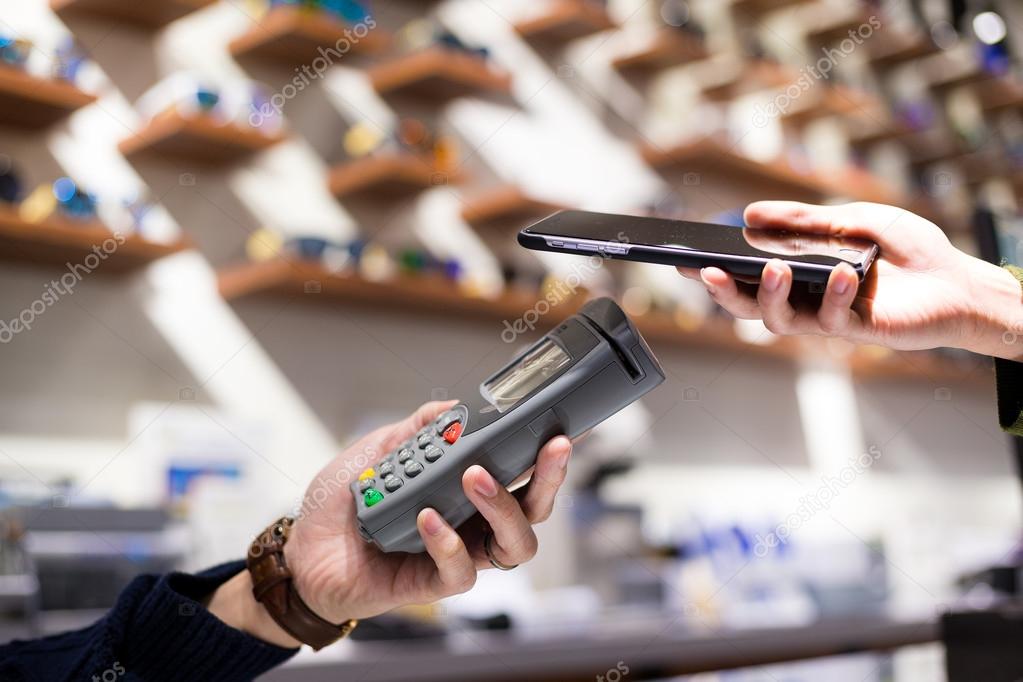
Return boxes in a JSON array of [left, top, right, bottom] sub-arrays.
[[246, 516, 357, 650]]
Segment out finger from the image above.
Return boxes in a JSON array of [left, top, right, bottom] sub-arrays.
[[463, 466, 538, 568], [677, 266, 702, 280], [418, 509, 477, 597], [380, 400, 459, 452], [756, 259, 800, 334], [701, 267, 761, 319], [519, 436, 571, 524], [817, 263, 861, 336], [743, 201, 909, 259]]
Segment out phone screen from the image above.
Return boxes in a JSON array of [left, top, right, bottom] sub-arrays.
[[527, 210, 876, 267]]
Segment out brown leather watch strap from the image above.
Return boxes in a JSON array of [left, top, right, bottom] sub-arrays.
[[246, 517, 357, 650]]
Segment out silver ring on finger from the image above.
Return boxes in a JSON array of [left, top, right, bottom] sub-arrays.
[[484, 531, 519, 571]]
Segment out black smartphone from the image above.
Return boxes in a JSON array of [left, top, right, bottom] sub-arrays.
[[519, 210, 879, 285]]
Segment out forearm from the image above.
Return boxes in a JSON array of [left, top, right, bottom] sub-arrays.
[[0, 562, 298, 682]]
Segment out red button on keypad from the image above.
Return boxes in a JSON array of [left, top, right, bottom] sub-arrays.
[[442, 422, 462, 444]]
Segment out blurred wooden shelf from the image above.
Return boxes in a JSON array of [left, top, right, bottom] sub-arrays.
[[729, 0, 814, 17], [782, 85, 882, 127], [327, 154, 460, 199], [631, 310, 800, 361], [907, 138, 972, 170], [461, 185, 562, 227], [641, 138, 826, 199], [368, 48, 513, 101], [612, 29, 707, 72], [515, 0, 615, 44], [849, 347, 990, 387], [119, 109, 286, 164], [804, 10, 868, 46], [974, 77, 1023, 112], [229, 7, 389, 65], [868, 32, 938, 69], [51, 0, 215, 27], [218, 260, 804, 361], [929, 63, 995, 95], [218, 259, 573, 321], [641, 137, 904, 205], [218, 258, 986, 381], [0, 66, 96, 129], [0, 204, 188, 272], [848, 119, 920, 149], [701, 59, 795, 101]]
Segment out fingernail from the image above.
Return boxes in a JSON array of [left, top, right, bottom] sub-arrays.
[[473, 469, 498, 498], [762, 266, 780, 292], [833, 276, 850, 296], [557, 445, 571, 470], [422, 511, 444, 536], [700, 269, 717, 295]]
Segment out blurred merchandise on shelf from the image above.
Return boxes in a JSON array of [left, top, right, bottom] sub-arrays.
[[395, 17, 490, 61], [252, 0, 372, 23], [0, 157, 22, 205], [51, 37, 87, 84], [3, 507, 186, 611], [134, 73, 285, 135], [0, 35, 31, 69], [342, 116, 460, 172], [19, 177, 97, 223]]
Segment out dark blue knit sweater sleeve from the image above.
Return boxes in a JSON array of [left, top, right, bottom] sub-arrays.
[[0, 560, 298, 682]]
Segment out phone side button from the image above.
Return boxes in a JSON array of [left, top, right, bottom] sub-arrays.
[[546, 240, 568, 248]]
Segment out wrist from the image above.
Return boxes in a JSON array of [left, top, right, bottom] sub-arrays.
[[282, 524, 345, 623], [964, 258, 1023, 360], [207, 570, 302, 649]]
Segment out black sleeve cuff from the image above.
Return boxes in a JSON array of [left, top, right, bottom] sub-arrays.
[[996, 358, 1023, 436], [115, 560, 298, 681]]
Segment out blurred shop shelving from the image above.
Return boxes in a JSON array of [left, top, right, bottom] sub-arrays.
[[0, 204, 189, 272], [229, 5, 391, 66], [867, 30, 939, 69], [216, 258, 579, 321], [0, 66, 96, 129], [367, 47, 513, 101], [848, 345, 991, 387], [728, 0, 815, 19], [459, 185, 563, 229], [640, 137, 894, 204], [612, 28, 708, 73], [118, 109, 287, 165], [780, 85, 883, 128], [216, 255, 984, 383], [700, 59, 798, 102], [326, 152, 461, 199], [49, 0, 215, 28], [513, 0, 616, 45]]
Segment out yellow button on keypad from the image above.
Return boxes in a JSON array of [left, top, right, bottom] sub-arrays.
[[358, 468, 376, 481]]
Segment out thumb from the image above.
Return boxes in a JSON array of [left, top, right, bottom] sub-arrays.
[[743, 201, 915, 259]]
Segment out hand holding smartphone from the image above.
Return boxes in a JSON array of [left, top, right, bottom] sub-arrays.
[[518, 210, 879, 293]]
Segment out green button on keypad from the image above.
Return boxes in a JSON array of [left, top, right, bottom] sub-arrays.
[[364, 488, 384, 507]]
